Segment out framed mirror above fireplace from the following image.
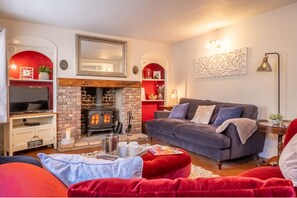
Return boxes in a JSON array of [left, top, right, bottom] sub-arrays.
[[76, 34, 127, 77]]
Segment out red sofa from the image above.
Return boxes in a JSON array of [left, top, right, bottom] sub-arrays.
[[0, 162, 295, 197], [1, 119, 296, 197]]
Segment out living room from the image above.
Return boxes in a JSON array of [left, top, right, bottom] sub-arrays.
[[1, 0, 297, 196]]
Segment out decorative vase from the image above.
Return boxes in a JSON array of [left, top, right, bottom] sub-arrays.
[[271, 119, 281, 125], [38, 72, 49, 80], [143, 69, 152, 79]]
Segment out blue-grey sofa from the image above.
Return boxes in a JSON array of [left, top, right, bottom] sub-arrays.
[[146, 98, 265, 169]]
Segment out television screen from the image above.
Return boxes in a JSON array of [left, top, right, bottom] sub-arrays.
[[9, 86, 50, 114]]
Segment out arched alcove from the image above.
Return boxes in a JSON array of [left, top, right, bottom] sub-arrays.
[[140, 52, 169, 72], [7, 36, 57, 111], [7, 36, 56, 61], [140, 53, 169, 132], [140, 52, 169, 99]]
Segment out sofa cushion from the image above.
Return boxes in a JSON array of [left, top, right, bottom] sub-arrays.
[[190, 105, 216, 124], [38, 153, 143, 187], [279, 134, 297, 187], [179, 98, 211, 120], [68, 177, 295, 197], [209, 101, 258, 124], [0, 162, 67, 197], [174, 122, 230, 149], [147, 118, 191, 136], [168, 103, 189, 119], [213, 106, 243, 126]]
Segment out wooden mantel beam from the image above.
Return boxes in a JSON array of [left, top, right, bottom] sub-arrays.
[[57, 78, 142, 88]]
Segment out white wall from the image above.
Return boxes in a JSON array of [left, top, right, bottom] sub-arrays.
[[0, 18, 172, 83], [172, 3, 297, 158]]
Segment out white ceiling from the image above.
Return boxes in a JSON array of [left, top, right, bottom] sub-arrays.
[[0, 0, 296, 43]]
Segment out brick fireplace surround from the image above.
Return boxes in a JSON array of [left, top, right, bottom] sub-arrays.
[[57, 78, 142, 151]]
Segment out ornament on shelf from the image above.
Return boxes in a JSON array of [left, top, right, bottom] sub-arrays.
[[157, 84, 164, 100]]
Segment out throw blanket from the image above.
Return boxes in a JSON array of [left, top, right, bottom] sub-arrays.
[[215, 118, 257, 144]]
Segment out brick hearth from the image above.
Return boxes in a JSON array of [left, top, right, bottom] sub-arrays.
[[56, 78, 142, 151]]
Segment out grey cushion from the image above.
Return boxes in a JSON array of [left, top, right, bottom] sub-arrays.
[[179, 98, 211, 120]]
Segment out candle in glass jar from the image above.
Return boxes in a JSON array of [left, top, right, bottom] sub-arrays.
[[66, 128, 71, 140]]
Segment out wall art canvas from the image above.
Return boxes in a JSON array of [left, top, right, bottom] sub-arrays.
[[194, 48, 248, 78]]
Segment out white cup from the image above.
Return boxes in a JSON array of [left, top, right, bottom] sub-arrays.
[[118, 141, 128, 157], [128, 142, 140, 156]]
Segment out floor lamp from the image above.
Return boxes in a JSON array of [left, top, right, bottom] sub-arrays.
[[257, 52, 280, 114]]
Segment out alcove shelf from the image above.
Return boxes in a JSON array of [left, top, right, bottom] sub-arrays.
[[142, 100, 164, 102], [9, 79, 53, 83], [141, 63, 165, 123], [142, 79, 164, 82]]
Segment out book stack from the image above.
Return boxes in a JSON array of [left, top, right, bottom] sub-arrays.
[[148, 146, 183, 156]]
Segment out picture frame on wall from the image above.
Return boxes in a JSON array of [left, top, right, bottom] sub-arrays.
[[153, 71, 161, 79]]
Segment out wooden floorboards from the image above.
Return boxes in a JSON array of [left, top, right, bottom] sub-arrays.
[[13, 138, 263, 177]]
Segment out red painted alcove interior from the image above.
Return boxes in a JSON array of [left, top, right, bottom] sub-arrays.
[[9, 51, 53, 109], [9, 51, 53, 80], [142, 63, 165, 122]]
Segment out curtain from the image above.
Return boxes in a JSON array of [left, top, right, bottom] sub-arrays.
[[0, 28, 8, 123]]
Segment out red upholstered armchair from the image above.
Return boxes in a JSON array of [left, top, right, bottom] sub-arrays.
[[240, 118, 297, 184]]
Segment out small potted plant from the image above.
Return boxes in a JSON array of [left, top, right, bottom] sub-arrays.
[[38, 65, 51, 80], [269, 113, 284, 125]]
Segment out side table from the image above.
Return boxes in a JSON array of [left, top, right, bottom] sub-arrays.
[[159, 105, 173, 111], [257, 121, 290, 166]]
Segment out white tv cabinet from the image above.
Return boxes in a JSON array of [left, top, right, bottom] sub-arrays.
[[4, 112, 57, 156]]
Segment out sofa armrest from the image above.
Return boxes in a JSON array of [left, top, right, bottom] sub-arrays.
[[222, 124, 265, 159], [154, 111, 171, 119]]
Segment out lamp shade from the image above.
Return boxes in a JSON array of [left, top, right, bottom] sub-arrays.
[[257, 52, 281, 114], [171, 89, 177, 99], [257, 56, 272, 72], [171, 89, 178, 105]]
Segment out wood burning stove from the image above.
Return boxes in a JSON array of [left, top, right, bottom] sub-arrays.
[[83, 107, 115, 136]]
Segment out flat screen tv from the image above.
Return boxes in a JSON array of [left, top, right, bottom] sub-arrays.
[[9, 86, 51, 114]]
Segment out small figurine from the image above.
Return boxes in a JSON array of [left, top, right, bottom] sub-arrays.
[[157, 84, 164, 100]]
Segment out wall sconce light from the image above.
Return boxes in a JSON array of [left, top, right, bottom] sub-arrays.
[[257, 52, 281, 114], [10, 61, 17, 70], [171, 89, 178, 105], [206, 39, 221, 49]]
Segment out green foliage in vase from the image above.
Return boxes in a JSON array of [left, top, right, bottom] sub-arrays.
[[269, 113, 284, 120], [38, 65, 51, 73]]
